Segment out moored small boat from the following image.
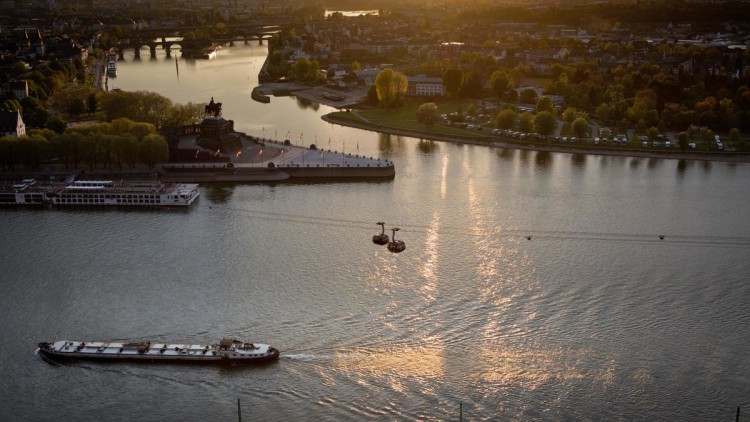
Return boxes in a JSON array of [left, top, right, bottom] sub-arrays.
[[37, 338, 279, 365]]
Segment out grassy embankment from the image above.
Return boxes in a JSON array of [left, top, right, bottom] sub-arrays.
[[327, 98, 498, 144], [326, 98, 750, 157]]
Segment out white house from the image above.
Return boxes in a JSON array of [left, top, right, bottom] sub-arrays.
[[406, 75, 445, 97]]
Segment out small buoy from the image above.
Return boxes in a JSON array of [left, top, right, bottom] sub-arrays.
[[659, 235, 665, 240], [526, 236, 532, 240]]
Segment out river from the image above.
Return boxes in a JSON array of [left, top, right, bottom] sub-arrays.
[[2, 43, 750, 421]]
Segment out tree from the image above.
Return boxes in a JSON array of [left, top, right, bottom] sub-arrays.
[[164, 102, 204, 128], [596, 103, 613, 123], [460, 70, 483, 98], [139, 133, 169, 167], [550, 63, 566, 81], [647, 126, 660, 142], [571, 117, 591, 138], [535, 96, 554, 114], [519, 88, 537, 104], [729, 127, 741, 145], [1, 99, 22, 112], [678, 131, 689, 150], [496, 108, 517, 130], [0, 136, 21, 170], [562, 107, 580, 123], [490, 71, 512, 101], [291, 58, 311, 81], [375, 68, 408, 110], [519, 111, 534, 133], [46, 116, 67, 134], [534, 111, 557, 136], [128, 122, 157, 140], [416, 102, 439, 126], [87, 93, 97, 115], [635, 118, 647, 135], [366, 84, 379, 105], [442, 67, 464, 98], [100, 91, 174, 128], [67, 98, 87, 117]]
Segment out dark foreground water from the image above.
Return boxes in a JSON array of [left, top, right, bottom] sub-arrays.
[[1, 44, 749, 421]]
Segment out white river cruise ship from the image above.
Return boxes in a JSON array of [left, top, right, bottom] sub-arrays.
[[0, 178, 199, 207]]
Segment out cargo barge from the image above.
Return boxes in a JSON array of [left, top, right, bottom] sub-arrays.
[[37, 338, 279, 365]]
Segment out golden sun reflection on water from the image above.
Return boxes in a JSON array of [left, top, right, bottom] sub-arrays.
[[332, 346, 445, 379], [440, 153, 449, 199], [418, 212, 440, 298], [476, 346, 588, 388]]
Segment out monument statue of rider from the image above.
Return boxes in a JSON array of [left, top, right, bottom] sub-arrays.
[[204, 97, 222, 118]]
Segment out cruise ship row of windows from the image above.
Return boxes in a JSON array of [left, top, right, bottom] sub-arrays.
[[55, 194, 179, 203]]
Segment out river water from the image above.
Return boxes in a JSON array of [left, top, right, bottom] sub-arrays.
[[2, 44, 750, 421]]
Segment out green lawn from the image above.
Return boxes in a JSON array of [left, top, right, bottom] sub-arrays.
[[329, 99, 498, 142]]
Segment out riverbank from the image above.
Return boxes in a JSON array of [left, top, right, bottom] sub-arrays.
[[251, 80, 749, 163], [321, 112, 750, 163]]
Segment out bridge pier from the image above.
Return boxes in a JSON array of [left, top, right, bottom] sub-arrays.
[[149, 45, 157, 57], [133, 48, 140, 59], [258, 38, 263, 45]]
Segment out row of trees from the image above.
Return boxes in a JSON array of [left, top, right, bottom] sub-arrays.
[[0, 118, 168, 171], [98, 91, 205, 129], [391, 36, 750, 137]]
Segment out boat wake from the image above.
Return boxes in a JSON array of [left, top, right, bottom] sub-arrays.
[[281, 353, 330, 362]]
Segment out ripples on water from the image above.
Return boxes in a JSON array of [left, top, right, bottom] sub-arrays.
[[2, 44, 750, 420]]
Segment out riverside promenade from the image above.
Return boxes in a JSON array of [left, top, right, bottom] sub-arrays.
[[322, 112, 750, 164], [160, 133, 394, 182]]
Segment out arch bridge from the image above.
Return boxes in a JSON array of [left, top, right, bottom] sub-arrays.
[[114, 30, 279, 59]]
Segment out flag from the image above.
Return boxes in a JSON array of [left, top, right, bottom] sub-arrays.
[[236, 150, 242, 157], [195, 149, 199, 158], [286, 130, 290, 140], [328, 138, 331, 148], [262, 127, 266, 137], [215, 149, 220, 157], [256, 149, 263, 157], [300, 132, 304, 141], [357, 142, 359, 153]]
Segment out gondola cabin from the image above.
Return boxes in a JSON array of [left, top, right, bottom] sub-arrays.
[[387, 227, 406, 253], [372, 221, 389, 245]]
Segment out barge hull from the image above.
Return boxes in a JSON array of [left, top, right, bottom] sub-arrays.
[[37, 349, 278, 366]]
